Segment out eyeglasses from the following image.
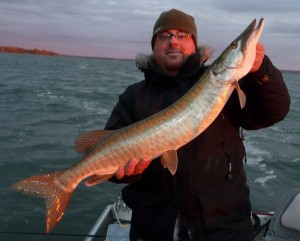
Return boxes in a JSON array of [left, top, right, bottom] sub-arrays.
[[157, 31, 192, 42]]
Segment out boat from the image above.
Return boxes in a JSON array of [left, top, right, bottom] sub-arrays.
[[84, 189, 300, 241], [84, 196, 131, 241]]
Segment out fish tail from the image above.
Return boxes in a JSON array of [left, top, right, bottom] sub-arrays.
[[11, 171, 73, 233]]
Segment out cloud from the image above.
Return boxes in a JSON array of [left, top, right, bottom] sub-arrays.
[[0, 0, 299, 70]]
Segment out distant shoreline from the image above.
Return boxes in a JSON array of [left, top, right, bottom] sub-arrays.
[[1, 47, 298, 72], [0, 46, 59, 56]]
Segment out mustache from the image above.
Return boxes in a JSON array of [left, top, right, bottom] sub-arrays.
[[166, 46, 183, 53]]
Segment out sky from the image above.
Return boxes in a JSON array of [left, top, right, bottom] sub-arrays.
[[1, 0, 299, 71]]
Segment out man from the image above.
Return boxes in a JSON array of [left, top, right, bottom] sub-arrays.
[[105, 9, 290, 241]]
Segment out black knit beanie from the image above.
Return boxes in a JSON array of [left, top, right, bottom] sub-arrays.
[[151, 9, 197, 49]]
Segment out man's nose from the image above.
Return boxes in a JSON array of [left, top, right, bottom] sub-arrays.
[[169, 35, 179, 44]]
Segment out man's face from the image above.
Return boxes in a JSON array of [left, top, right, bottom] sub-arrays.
[[153, 29, 196, 76]]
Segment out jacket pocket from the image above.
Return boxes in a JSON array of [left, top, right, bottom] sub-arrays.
[[197, 177, 250, 213]]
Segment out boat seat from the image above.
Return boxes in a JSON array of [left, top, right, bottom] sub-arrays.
[[281, 193, 300, 232], [267, 189, 300, 240], [106, 223, 130, 241]]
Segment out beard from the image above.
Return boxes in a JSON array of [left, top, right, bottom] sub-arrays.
[[163, 49, 186, 72], [154, 44, 192, 76], [164, 58, 184, 71]]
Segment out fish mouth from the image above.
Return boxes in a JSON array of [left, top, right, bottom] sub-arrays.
[[219, 18, 264, 71], [241, 18, 264, 52], [255, 18, 264, 34]]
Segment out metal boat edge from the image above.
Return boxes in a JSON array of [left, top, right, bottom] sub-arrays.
[[85, 189, 300, 241]]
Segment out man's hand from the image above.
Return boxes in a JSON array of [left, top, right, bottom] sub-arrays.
[[115, 158, 151, 180], [249, 42, 265, 73]]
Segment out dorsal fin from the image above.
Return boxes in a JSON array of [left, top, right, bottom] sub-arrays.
[[74, 130, 111, 153]]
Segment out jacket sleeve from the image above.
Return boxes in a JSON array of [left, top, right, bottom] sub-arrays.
[[226, 55, 290, 130], [105, 86, 136, 130]]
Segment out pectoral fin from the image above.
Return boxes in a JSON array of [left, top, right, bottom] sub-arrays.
[[161, 150, 178, 175], [85, 174, 114, 186], [234, 81, 246, 109], [74, 130, 111, 153]]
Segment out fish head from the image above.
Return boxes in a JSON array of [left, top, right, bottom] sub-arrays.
[[211, 18, 264, 83]]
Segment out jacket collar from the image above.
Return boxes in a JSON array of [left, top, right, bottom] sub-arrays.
[[135, 45, 213, 86]]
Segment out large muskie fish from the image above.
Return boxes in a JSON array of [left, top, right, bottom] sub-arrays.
[[11, 18, 264, 232]]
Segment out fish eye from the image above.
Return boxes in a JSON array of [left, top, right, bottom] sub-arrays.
[[231, 41, 238, 49]]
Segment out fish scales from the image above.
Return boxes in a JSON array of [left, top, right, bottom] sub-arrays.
[[50, 67, 238, 202]]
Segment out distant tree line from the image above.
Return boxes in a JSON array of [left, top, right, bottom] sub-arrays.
[[0, 46, 59, 56]]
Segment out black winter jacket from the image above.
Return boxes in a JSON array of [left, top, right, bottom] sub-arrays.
[[104, 50, 290, 240]]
